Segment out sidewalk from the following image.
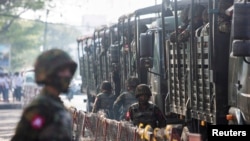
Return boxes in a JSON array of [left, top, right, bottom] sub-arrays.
[[0, 96, 23, 109]]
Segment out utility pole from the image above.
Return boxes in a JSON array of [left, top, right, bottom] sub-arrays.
[[43, 9, 49, 51]]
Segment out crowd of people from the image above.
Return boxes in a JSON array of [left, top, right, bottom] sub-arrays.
[[0, 71, 24, 102]]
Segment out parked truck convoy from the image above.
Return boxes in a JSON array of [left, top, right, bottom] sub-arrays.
[[76, 0, 250, 140]]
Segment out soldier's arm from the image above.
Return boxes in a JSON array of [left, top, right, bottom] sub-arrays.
[[11, 104, 52, 141], [125, 106, 133, 121], [92, 95, 100, 113], [113, 95, 124, 113]]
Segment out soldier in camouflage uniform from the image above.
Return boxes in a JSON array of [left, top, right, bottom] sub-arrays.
[[113, 77, 140, 120], [11, 48, 77, 141], [170, 4, 205, 42], [92, 80, 115, 119], [125, 84, 167, 129]]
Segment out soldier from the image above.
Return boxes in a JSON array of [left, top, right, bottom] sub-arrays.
[[11, 48, 77, 141], [92, 80, 115, 119], [126, 84, 167, 129], [170, 4, 205, 42], [113, 77, 140, 120]]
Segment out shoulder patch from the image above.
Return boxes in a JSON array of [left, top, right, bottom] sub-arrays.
[[31, 114, 45, 130]]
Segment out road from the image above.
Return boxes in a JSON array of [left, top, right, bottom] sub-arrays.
[[0, 109, 22, 141], [60, 94, 88, 112], [0, 94, 87, 141]]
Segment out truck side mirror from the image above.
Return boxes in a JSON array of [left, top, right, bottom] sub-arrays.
[[139, 32, 154, 68], [232, 40, 250, 56], [232, 3, 250, 56]]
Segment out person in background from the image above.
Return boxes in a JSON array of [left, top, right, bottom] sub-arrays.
[[92, 80, 115, 119], [2, 73, 11, 102], [11, 48, 77, 141], [12, 72, 24, 101], [0, 73, 5, 101], [126, 84, 167, 129], [113, 76, 139, 120]]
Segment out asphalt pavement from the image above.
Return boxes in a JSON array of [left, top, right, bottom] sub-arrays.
[[0, 93, 87, 141], [0, 94, 22, 140], [0, 108, 22, 141], [60, 94, 88, 112]]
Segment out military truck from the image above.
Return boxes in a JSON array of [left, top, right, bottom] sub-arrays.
[[138, 0, 249, 140], [76, 0, 250, 140], [77, 35, 96, 111]]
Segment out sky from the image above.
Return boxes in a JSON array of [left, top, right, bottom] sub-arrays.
[[19, 0, 163, 70], [21, 0, 162, 26]]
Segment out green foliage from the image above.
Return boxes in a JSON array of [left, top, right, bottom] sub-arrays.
[[0, 0, 50, 72], [0, 0, 45, 13], [0, 0, 48, 33], [1, 19, 81, 72], [1, 19, 44, 72], [5, 20, 43, 49], [0, 0, 81, 72]]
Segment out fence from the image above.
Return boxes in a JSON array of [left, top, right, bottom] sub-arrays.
[[68, 110, 186, 141], [23, 85, 201, 141], [22, 83, 41, 107]]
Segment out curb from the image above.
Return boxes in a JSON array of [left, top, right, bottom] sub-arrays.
[[0, 103, 22, 109]]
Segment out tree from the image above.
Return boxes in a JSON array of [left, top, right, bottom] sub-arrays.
[[0, 0, 46, 34], [2, 19, 82, 72], [0, 0, 82, 72], [0, 0, 49, 72], [7, 19, 44, 71]]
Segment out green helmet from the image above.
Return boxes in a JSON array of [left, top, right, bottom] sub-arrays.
[[135, 84, 152, 98], [126, 77, 139, 88], [34, 49, 77, 84], [101, 81, 112, 91]]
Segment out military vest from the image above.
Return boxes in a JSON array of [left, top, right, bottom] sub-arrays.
[[97, 92, 115, 110], [95, 92, 115, 118], [130, 103, 157, 129]]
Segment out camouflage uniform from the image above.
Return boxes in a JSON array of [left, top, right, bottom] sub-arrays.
[[11, 90, 73, 141], [11, 49, 77, 141], [92, 81, 115, 119], [170, 4, 205, 42], [113, 77, 139, 120], [126, 84, 167, 129]]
